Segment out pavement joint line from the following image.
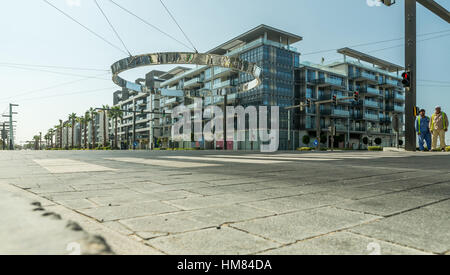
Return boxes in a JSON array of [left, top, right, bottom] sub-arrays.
[[333, 196, 450, 219], [347, 230, 438, 255], [344, 180, 450, 203], [232, 209, 385, 255]]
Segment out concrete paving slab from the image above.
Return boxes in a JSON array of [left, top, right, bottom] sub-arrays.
[[232, 207, 381, 244], [350, 207, 450, 254], [147, 227, 278, 255], [77, 201, 180, 222], [259, 232, 430, 255], [242, 193, 349, 214], [336, 191, 445, 217]]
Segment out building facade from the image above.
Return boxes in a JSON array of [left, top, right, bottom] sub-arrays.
[[112, 25, 405, 150]]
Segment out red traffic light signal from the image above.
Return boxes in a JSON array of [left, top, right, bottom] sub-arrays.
[[402, 72, 411, 88], [353, 92, 360, 102], [332, 95, 338, 106]]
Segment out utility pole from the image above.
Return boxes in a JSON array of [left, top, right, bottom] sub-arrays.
[[381, 0, 450, 151], [2, 104, 18, 150], [404, 0, 417, 151], [1, 122, 7, 150]]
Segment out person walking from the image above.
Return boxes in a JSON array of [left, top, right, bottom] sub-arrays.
[[416, 109, 431, 151], [430, 106, 448, 152]]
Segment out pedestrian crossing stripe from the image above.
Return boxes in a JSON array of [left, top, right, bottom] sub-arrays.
[[105, 158, 221, 168]]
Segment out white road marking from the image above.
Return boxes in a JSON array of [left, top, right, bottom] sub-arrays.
[[164, 156, 338, 163], [209, 155, 339, 161], [105, 157, 220, 168], [33, 159, 116, 174]]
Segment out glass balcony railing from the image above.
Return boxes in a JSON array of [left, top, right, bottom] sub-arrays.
[[184, 77, 201, 87], [394, 93, 405, 101], [358, 87, 381, 96], [353, 71, 377, 81], [394, 105, 404, 112], [332, 109, 350, 117], [364, 100, 380, 108], [213, 80, 235, 89], [312, 78, 344, 87], [380, 78, 400, 87], [364, 113, 379, 121], [214, 67, 231, 75]]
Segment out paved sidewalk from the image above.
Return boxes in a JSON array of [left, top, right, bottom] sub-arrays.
[[0, 150, 449, 255]]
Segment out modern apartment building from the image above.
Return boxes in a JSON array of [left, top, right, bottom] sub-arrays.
[[112, 24, 405, 150]]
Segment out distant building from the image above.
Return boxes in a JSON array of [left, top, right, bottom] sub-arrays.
[[113, 24, 405, 150]]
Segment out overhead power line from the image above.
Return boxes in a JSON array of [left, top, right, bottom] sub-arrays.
[[159, 0, 198, 53], [322, 32, 450, 65], [0, 62, 109, 72], [42, 0, 129, 56], [2, 87, 117, 104], [0, 72, 111, 102], [0, 64, 111, 80], [108, 0, 194, 51], [303, 29, 450, 56], [94, 0, 132, 56]]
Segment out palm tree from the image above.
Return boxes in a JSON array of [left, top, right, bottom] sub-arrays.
[[83, 111, 91, 149], [76, 116, 84, 149], [102, 105, 110, 147], [69, 113, 77, 149], [63, 121, 70, 149], [58, 120, 63, 149], [33, 135, 40, 150], [110, 106, 123, 149], [47, 128, 55, 148], [89, 108, 97, 149]]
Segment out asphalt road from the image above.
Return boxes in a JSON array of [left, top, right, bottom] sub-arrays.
[[0, 150, 449, 255]]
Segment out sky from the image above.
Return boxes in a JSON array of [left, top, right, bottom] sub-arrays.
[[0, 0, 449, 144]]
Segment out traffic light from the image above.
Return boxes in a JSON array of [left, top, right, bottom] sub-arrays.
[[306, 98, 312, 108], [353, 92, 360, 102], [414, 106, 420, 117], [162, 110, 166, 117], [380, 0, 396, 6], [332, 95, 338, 106], [402, 71, 411, 88]]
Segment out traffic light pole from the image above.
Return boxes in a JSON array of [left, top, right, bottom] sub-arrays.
[[286, 96, 356, 150], [382, 0, 449, 151], [404, 0, 417, 152]]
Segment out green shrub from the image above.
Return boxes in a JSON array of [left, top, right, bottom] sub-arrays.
[[297, 147, 312, 151], [368, 146, 383, 151], [302, 135, 311, 145], [446, 147, 450, 152]]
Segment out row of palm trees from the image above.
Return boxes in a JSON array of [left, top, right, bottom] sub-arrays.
[[39, 106, 123, 150]]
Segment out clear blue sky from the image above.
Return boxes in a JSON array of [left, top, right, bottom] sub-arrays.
[[0, 0, 448, 144]]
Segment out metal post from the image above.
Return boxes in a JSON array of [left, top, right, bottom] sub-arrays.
[[9, 104, 13, 150], [331, 119, 335, 152], [315, 102, 321, 150], [2, 122, 6, 150], [347, 117, 351, 149], [132, 107, 136, 150], [223, 93, 227, 151], [288, 110, 291, 150], [405, 0, 417, 151]]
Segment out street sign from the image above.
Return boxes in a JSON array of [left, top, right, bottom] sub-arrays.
[[313, 139, 319, 147], [133, 141, 138, 147]]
